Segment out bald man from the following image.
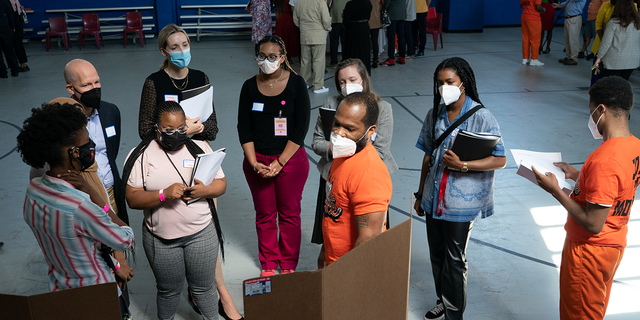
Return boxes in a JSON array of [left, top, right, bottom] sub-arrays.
[[64, 59, 122, 217]]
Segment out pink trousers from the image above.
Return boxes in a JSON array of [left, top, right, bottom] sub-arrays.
[[243, 147, 309, 270]]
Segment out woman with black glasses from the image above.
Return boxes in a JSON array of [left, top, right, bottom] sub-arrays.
[[237, 35, 311, 277]]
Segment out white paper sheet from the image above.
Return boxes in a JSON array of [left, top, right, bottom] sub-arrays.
[[180, 86, 213, 121], [510, 149, 573, 195], [191, 148, 226, 187]]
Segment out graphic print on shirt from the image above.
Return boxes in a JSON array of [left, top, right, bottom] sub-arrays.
[[573, 177, 582, 197], [613, 156, 640, 217], [324, 175, 342, 223]]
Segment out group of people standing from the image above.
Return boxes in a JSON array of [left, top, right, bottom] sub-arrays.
[[15, 8, 640, 320], [0, 0, 29, 78], [521, 0, 640, 81]]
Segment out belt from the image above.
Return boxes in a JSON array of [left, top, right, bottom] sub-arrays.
[[353, 19, 369, 23], [567, 14, 582, 18]]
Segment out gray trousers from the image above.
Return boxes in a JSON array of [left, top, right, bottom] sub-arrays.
[[143, 222, 219, 320]]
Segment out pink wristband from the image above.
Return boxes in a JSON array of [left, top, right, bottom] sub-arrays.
[[102, 203, 109, 213], [115, 261, 120, 270], [159, 189, 166, 202]]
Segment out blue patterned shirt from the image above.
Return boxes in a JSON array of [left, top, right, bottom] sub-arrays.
[[416, 97, 505, 222]]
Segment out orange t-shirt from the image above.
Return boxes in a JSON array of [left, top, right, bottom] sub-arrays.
[[566, 135, 640, 249], [323, 143, 392, 265], [521, 0, 542, 22]]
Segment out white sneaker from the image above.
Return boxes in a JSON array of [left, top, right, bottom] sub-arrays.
[[529, 59, 544, 67], [522, 58, 530, 65], [313, 87, 329, 94]]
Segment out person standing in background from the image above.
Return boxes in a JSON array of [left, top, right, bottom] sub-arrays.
[[293, 0, 332, 93], [413, 0, 429, 57], [247, 0, 273, 47], [7, 0, 28, 72], [369, 0, 383, 68], [553, 0, 587, 65], [521, 0, 546, 66], [328, 0, 348, 67], [0, 0, 19, 78], [380, 0, 407, 66], [274, 0, 300, 64], [404, 0, 416, 58], [342, 0, 372, 75], [540, 0, 557, 54], [580, 0, 606, 60]]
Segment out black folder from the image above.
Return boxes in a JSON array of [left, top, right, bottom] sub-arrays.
[[450, 130, 500, 161], [319, 107, 336, 141]]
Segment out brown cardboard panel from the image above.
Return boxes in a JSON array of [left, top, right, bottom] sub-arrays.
[[0, 283, 121, 320], [0, 294, 32, 320], [243, 272, 323, 320], [243, 218, 412, 320], [322, 219, 412, 320]]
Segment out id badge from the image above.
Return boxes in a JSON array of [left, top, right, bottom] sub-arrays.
[[274, 117, 287, 136]]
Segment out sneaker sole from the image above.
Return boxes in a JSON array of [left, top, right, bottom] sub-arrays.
[[424, 314, 445, 320]]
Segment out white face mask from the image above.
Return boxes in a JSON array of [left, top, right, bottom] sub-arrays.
[[258, 59, 280, 74], [588, 105, 604, 139], [331, 126, 372, 159], [438, 82, 464, 106], [341, 81, 364, 96]]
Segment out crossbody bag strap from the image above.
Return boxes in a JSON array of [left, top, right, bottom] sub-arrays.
[[433, 105, 485, 150]]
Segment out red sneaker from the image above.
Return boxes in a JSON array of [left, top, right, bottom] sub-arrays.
[[281, 269, 294, 274], [379, 58, 396, 66], [261, 269, 276, 277], [397, 57, 406, 64]]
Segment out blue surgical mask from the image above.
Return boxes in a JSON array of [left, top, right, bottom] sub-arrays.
[[168, 48, 191, 69]]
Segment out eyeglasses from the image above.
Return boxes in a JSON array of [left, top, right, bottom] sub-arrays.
[[156, 124, 189, 135], [256, 53, 281, 63]]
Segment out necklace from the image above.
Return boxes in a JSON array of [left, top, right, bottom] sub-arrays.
[[264, 69, 284, 89], [166, 69, 189, 90]]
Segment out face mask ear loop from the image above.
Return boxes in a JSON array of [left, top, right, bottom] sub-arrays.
[[68, 148, 77, 170]]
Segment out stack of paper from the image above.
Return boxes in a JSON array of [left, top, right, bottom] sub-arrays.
[[510, 149, 573, 195], [187, 147, 226, 204], [181, 84, 213, 121]]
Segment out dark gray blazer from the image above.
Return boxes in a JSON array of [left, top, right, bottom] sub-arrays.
[[382, 0, 407, 21]]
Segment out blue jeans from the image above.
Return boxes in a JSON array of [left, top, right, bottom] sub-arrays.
[[386, 20, 405, 60]]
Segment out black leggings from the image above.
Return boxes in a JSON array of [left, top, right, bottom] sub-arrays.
[[425, 213, 474, 320], [602, 68, 634, 81]]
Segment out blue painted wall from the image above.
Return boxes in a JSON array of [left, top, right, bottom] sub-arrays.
[[18, 0, 554, 38]]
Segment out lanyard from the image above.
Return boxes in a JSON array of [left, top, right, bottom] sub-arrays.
[[163, 150, 189, 187]]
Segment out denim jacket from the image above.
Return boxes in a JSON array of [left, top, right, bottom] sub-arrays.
[[416, 97, 505, 222]]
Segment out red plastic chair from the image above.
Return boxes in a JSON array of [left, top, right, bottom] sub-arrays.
[[426, 8, 436, 20], [79, 14, 104, 50], [425, 13, 443, 51], [45, 17, 71, 51], [123, 12, 145, 48]]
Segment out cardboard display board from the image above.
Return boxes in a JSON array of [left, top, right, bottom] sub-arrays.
[[243, 218, 412, 320], [0, 282, 121, 320]]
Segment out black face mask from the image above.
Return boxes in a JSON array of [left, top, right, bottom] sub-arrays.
[[158, 131, 188, 151], [75, 87, 101, 110], [68, 139, 96, 171]]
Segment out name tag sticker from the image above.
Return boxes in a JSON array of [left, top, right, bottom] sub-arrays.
[[244, 277, 272, 297], [183, 159, 195, 169], [105, 126, 116, 138], [252, 102, 265, 112], [274, 117, 287, 136], [165, 94, 179, 102]]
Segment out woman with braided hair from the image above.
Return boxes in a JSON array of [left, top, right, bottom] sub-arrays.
[[122, 101, 232, 320], [413, 57, 506, 320], [237, 35, 310, 277]]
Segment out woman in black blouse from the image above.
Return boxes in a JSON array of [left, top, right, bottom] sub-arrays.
[[138, 24, 242, 320], [343, 0, 373, 75], [138, 24, 218, 141], [237, 35, 310, 277]]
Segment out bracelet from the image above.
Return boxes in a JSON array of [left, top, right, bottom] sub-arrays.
[[159, 189, 166, 202], [413, 192, 422, 201], [277, 158, 285, 167], [102, 203, 110, 213], [253, 162, 259, 172]]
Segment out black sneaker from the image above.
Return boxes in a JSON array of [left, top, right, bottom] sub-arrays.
[[586, 53, 594, 60], [424, 301, 445, 320], [578, 51, 585, 59]]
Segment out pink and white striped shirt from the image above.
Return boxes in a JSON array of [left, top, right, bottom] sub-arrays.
[[23, 174, 134, 292]]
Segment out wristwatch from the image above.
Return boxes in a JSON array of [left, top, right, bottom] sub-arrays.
[[461, 162, 468, 173]]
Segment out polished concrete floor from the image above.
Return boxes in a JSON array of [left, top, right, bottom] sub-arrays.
[[1, 27, 639, 320]]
